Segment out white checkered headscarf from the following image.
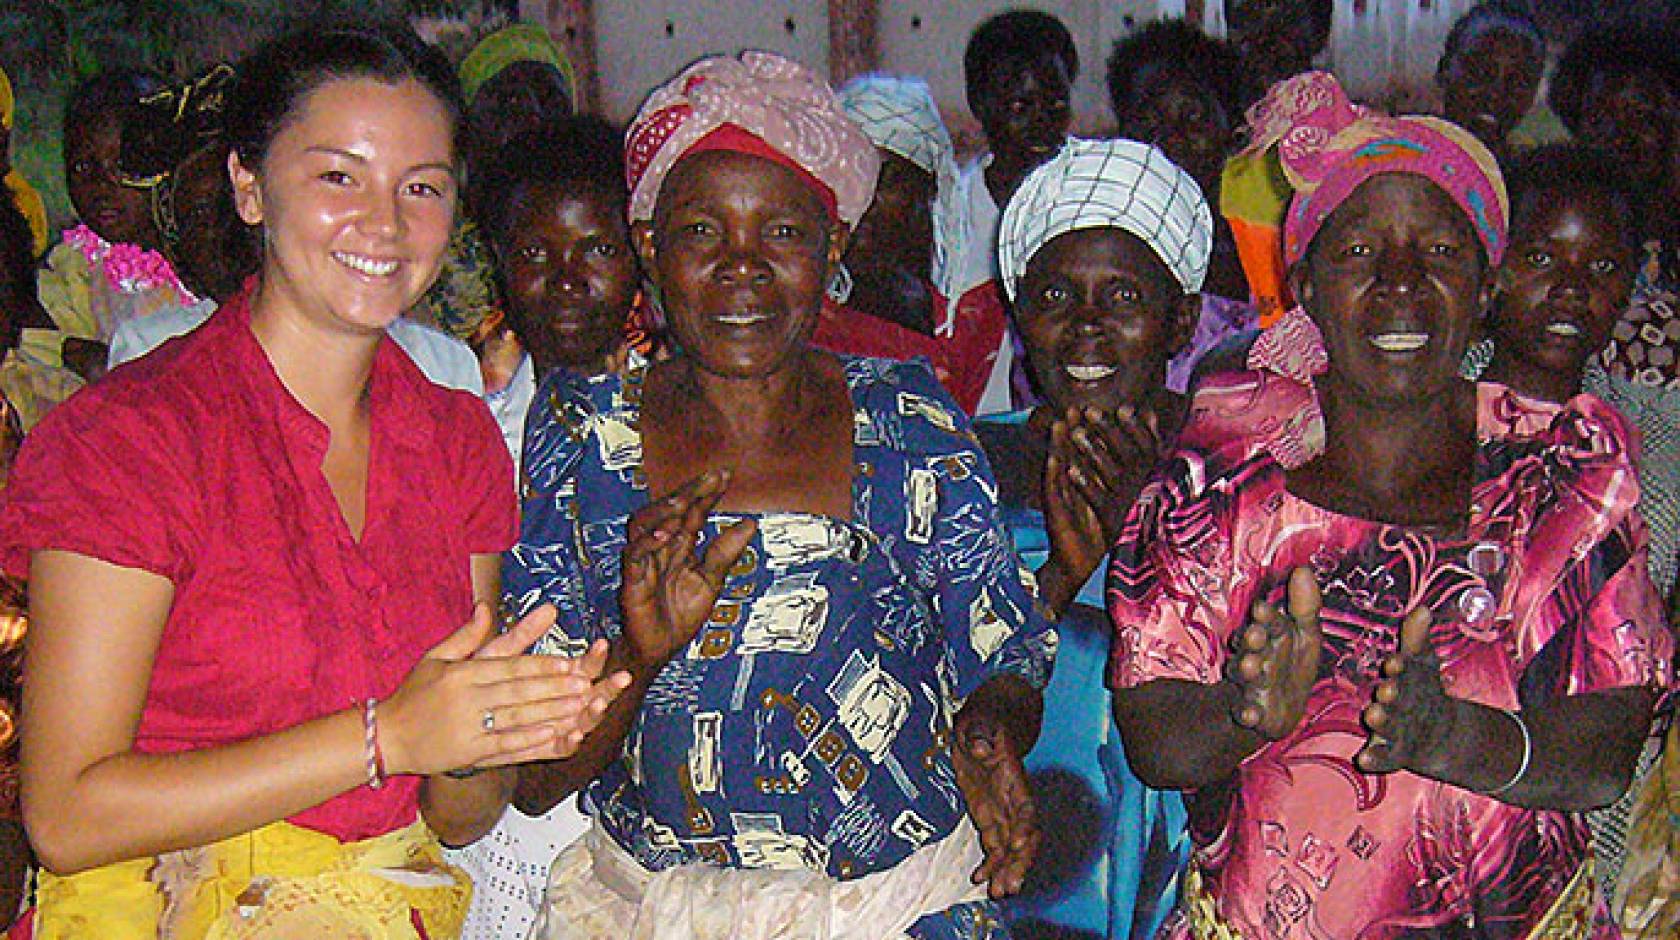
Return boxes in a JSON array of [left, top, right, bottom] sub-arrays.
[[997, 138, 1213, 301], [837, 74, 969, 300]]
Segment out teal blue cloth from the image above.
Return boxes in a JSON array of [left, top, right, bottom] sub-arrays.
[[977, 410, 1190, 940]]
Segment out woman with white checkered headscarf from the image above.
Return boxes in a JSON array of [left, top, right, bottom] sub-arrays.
[[974, 136, 1209, 938]]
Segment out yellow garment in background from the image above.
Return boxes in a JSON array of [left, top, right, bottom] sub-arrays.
[[35, 240, 96, 343], [1219, 150, 1293, 328], [0, 331, 84, 432], [35, 818, 470, 939], [0, 65, 47, 255], [3, 171, 47, 257], [1616, 720, 1680, 937]]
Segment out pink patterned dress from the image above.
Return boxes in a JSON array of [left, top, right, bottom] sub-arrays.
[[1108, 371, 1674, 939]]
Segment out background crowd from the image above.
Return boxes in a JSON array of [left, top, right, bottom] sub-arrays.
[[0, 0, 1677, 938]]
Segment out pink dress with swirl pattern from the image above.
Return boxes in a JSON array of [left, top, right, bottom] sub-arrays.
[[1108, 371, 1674, 939]]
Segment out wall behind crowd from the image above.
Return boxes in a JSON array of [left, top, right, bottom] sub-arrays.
[[1, 0, 1609, 231], [526, 0, 1486, 149]]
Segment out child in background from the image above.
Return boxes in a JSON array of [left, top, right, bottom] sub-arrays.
[[956, 10, 1077, 414], [471, 116, 645, 467], [1435, 2, 1546, 168], [36, 68, 196, 393], [1106, 20, 1257, 392]]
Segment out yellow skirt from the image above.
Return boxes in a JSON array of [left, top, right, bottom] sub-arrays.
[[33, 819, 470, 939]]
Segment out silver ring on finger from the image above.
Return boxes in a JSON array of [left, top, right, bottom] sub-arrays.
[[481, 708, 496, 733]]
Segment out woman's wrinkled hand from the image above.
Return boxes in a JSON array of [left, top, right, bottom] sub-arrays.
[[1228, 567, 1323, 741], [620, 468, 757, 672], [1357, 606, 1460, 775], [381, 603, 632, 777], [1042, 406, 1162, 602], [952, 701, 1039, 899]]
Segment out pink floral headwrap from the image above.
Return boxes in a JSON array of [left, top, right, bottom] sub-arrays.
[[625, 52, 880, 228], [1246, 72, 1508, 268]]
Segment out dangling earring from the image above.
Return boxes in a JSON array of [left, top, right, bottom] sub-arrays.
[[827, 263, 853, 304]]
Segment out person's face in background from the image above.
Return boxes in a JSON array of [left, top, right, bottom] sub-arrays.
[[1228, 0, 1331, 96], [1578, 70, 1677, 195], [1117, 65, 1233, 196], [1439, 24, 1544, 155], [66, 116, 161, 249], [842, 149, 937, 334], [497, 180, 637, 376], [973, 55, 1072, 184], [1488, 188, 1634, 383]]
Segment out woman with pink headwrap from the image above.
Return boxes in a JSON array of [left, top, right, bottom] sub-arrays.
[[1108, 72, 1674, 938], [508, 52, 1056, 939]]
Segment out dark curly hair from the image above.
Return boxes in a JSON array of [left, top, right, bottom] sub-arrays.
[[1437, 2, 1544, 80], [964, 10, 1080, 111], [1550, 17, 1680, 135], [63, 67, 167, 139], [1106, 19, 1243, 128], [474, 114, 627, 253]]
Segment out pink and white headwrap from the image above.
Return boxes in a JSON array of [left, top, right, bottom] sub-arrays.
[[1245, 71, 1509, 268], [625, 52, 880, 228]]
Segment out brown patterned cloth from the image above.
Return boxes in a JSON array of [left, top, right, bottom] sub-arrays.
[[1600, 245, 1680, 390]]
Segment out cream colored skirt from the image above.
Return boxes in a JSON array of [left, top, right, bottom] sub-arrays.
[[530, 818, 987, 940]]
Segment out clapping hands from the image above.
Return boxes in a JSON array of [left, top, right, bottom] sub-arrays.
[[1228, 567, 1323, 741], [383, 602, 632, 778]]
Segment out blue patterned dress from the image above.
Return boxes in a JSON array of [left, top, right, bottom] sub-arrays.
[[507, 356, 1058, 937]]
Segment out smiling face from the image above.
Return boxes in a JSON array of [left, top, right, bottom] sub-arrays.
[[635, 149, 844, 380], [1292, 173, 1491, 407], [1439, 25, 1543, 153], [65, 116, 159, 248], [230, 77, 457, 335], [498, 181, 636, 375], [1488, 188, 1633, 383], [1015, 226, 1197, 412], [973, 56, 1072, 182]]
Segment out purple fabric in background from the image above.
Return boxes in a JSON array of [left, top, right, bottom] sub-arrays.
[[1166, 293, 1258, 394]]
